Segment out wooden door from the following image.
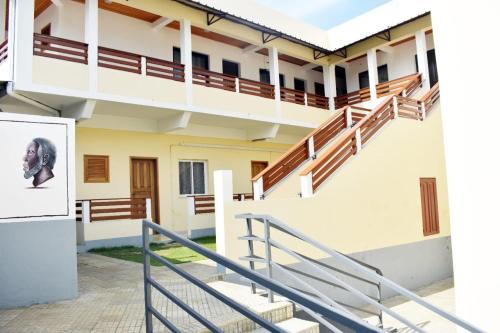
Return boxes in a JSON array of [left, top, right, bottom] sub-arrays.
[[420, 178, 440, 236], [131, 158, 159, 223], [251, 161, 269, 178]]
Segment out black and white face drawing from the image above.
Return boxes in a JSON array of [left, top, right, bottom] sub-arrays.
[[22, 138, 57, 188]]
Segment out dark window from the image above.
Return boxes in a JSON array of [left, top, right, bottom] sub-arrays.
[[192, 51, 209, 70], [359, 64, 389, 89], [335, 66, 347, 96], [294, 78, 306, 92], [259, 69, 285, 87], [179, 161, 207, 195], [173, 47, 181, 64], [416, 50, 439, 87], [378, 64, 389, 83], [314, 82, 325, 96], [222, 60, 240, 77], [41, 23, 51, 36], [358, 70, 369, 89]]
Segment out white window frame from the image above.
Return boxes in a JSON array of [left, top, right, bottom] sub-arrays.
[[178, 160, 208, 197]]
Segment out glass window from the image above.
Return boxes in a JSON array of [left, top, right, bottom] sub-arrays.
[[378, 64, 389, 83], [222, 60, 240, 77], [179, 161, 207, 195], [259, 69, 285, 87], [173, 47, 181, 64], [294, 78, 306, 92], [314, 82, 325, 96], [192, 52, 209, 70]]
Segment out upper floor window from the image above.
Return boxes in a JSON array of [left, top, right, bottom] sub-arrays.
[[259, 69, 285, 87], [172, 47, 210, 71], [41, 24, 51, 36], [314, 82, 325, 96], [294, 78, 306, 92], [84, 155, 109, 183], [358, 64, 389, 89], [179, 160, 207, 196], [222, 60, 240, 77]]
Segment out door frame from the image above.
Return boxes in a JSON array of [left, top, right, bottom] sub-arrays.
[[129, 157, 160, 224]]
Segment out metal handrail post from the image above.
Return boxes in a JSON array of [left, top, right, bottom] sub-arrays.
[[142, 221, 153, 333], [246, 217, 257, 294], [264, 217, 274, 302]]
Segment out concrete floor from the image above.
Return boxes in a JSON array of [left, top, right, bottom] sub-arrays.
[[0, 253, 458, 333]]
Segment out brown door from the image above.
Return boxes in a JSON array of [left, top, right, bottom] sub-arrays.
[[251, 161, 269, 178], [131, 158, 159, 223]]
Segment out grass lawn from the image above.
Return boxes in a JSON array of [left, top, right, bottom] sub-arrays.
[[89, 236, 216, 266]]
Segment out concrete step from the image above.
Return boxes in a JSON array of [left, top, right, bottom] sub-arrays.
[[249, 318, 320, 333], [204, 281, 293, 332]]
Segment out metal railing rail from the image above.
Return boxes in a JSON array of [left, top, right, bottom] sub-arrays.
[[142, 220, 382, 333], [236, 214, 485, 333]]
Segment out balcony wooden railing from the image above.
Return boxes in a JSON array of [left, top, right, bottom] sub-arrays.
[[376, 73, 422, 98], [301, 82, 441, 193], [280, 87, 305, 105], [239, 78, 274, 99], [76, 197, 148, 223], [0, 39, 8, 63], [191, 193, 253, 215], [252, 106, 360, 194], [146, 57, 185, 82], [307, 93, 329, 110], [334, 88, 371, 109], [193, 68, 236, 91], [33, 33, 88, 64], [98, 46, 141, 74]]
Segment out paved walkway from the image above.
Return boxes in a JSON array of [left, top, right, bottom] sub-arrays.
[[0, 254, 236, 333]]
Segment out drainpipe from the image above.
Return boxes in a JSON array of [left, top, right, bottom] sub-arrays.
[[5, 82, 60, 116]]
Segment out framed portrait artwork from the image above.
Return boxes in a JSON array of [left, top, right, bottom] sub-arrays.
[[0, 113, 75, 222]]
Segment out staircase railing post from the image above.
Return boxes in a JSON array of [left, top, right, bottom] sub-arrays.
[[307, 136, 315, 159], [141, 56, 147, 77], [304, 93, 308, 106], [235, 77, 240, 93], [263, 217, 274, 303], [253, 177, 264, 200], [142, 221, 153, 333], [355, 128, 362, 153], [145, 198, 152, 222], [82, 200, 91, 224], [245, 218, 257, 294], [300, 172, 314, 198], [345, 106, 353, 128], [393, 96, 399, 118], [420, 102, 426, 121]]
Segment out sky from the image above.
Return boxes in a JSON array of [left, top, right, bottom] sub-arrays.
[[254, 0, 391, 29]]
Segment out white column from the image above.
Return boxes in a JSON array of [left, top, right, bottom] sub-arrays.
[[415, 29, 430, 90], [214, 170, 233, 273], [85, 0, 98, 93], [323, 64, 337, 111], [432, 2, 498, 331], [268, 46, 281, 116], [367, 48, 378, 101], [180, 19, 193, 106], [12, 0, 34, 85]]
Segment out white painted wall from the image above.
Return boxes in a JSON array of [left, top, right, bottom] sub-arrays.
[[34, 1, 324, 94], [344, 34, 434, 92], [431, 1, 500, 332]]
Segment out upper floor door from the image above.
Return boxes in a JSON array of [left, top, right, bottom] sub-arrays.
[[415, 49, 439, 87]]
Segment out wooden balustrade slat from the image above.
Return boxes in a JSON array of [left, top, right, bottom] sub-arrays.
[[33, 34, 88, 64], [146, 57, 185, 82], [280, 87, 305, 105], [239, 78, 274, 99]]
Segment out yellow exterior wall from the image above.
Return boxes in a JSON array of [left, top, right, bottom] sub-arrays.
[[76, 127, 290, 235], [32, 57, 89, 91], [222, 102, 450, 264]]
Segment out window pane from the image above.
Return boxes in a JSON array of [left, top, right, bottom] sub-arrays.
[[179, 162, 192, 195], [193, 162, 206, 194], [358, 71, 369, 89], [378, 64, 389, 83], [223, 60, 240, 77], [314, 82, 325, 96], [279, 74, 285, 87], [173, 47, 181, 64], [193, 52, 209, 70], [294, 78, 306, 92], [259, 69, 270, 84]]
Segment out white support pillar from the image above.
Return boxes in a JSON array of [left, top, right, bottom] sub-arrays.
[[214, 170, 233, 273], [300, 173, 313, 198], [180, 19, 193, 106], [415, 29, 430, 90], [85, 0, 98, 93], [268, 46, 281, 116], [12, 0, 35, 85], [367, 48, 378, 101], [82, 201, 91, 224], [253, 177, 264, 201], [323, 64, 337, 111]]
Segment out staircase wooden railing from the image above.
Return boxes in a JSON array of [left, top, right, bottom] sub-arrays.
[[252, 105, 371, 196], [98, 46, 142, 74], [301, 82, 441, 193], [334, 88, 371, 109], [193, 68, 237, 91], [376, 73, 422, 98], [0, 39, 8, 63], [33, 33, 88, 64]]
